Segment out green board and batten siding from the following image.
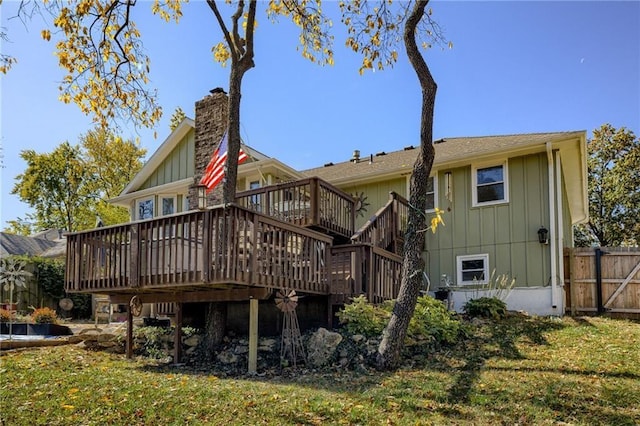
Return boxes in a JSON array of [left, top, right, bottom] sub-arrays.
[[425, 152, 552, 288], [140, 129, 195, 191]]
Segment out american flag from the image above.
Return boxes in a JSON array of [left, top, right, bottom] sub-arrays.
[[200, 132, 248, 193]]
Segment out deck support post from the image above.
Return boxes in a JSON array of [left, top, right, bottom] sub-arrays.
[[173, 302, 183, 364], [126, 304, 133, 359], [248, 298, 258, 374]]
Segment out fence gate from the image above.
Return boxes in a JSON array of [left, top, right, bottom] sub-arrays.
[[565, 247, 640, 316]]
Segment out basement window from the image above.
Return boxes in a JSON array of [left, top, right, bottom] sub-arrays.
[[456, 254, 489, 285]]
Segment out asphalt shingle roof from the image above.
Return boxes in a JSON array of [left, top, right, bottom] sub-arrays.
[[0, 232, 59, 257], [301, 131, 585, 183]]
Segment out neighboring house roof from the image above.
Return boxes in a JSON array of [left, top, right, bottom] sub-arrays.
[[302, 131, 588, 224], [40, 240, 67, 259], [0, 232, 60, 257]]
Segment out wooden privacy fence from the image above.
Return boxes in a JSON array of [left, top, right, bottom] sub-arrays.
[[564, 247, 640, 315]]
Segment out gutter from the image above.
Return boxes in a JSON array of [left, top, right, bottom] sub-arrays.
[[546, 142, 558, 309], [555, 150, 565, 312]]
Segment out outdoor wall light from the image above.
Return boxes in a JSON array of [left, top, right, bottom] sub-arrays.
[[197, 184, 207, 210], [537, 226, 549, 245]]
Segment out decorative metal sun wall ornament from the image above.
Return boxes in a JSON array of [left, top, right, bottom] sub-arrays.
[[353, 192, 370, 217]]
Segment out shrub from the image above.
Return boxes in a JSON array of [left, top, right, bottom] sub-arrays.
[[0, 308, 11, 323], [336, 295, 390, 337], [338, 295, 462, 347], [408, 295, 462, 346], [31, 307, 58, 324], [463, 296, 508, 320], [469, 270, 515, 302], [134, 326, 170, 358]]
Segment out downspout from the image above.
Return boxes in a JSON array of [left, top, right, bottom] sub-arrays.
[[546, 142, 558, 309], [555, 150, 565, 313]]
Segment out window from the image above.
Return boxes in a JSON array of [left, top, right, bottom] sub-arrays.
[[472, 162, 508, 206], [426, 175, 437, 211], [137, 197, 154, 220], [457, 254, 489, 285], [160, 195, 176, 216], [249, 180, 261, 211]]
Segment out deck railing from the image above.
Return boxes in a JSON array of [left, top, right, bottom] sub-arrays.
[[351, 191, 409, 255], [330, 243, 403, 304], [65, 205, 333, 296], [236, 177, 355, 240]]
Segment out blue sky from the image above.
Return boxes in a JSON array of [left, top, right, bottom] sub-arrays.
[[1, 1, 639, 231]]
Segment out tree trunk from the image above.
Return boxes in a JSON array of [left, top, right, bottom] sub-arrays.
[[204, 0, 257, 356], [204, 302, 228, 356], [376, 0, 437, 370], [220, 0, 256, 205]]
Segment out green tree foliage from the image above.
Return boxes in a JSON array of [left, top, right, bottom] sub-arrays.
[[169, 106, 187, 131], [12, 142, 94, 233], [575, 124, 640, 247], [80, 128, 146, 225], [10, 129, 145, 233], [4, 219, 34, 236]]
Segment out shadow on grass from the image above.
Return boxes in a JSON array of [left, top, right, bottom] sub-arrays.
[[441, 314, 565, 403], [487, 364, 640, 381], [130, 314, 640, 424], [570, 315, 599, 327]]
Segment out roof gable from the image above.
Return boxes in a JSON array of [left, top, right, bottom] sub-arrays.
[[116, 118, 271, 199], [119, 118, 196, 197]]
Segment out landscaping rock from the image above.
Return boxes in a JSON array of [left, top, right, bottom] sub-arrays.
[[258, 338, 277, 352], [234, 344, 249, 355], [217, 350, 239, 364], [97, 333, 116, 343], [183, 335, 200, 347], [306, 328, 342, 367], [351, 334, 366, 343], [68, 335, 84, 344]]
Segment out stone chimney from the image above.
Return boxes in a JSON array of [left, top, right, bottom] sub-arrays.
[[188, 88, 228, 210]]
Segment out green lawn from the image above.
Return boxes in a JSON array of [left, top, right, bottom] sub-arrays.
[[1, 315, 639, 425]]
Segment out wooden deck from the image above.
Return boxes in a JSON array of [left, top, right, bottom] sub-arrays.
[[235, 177, 356, 242], [351, 192, 409, 255], [65, 186, 405, 306]]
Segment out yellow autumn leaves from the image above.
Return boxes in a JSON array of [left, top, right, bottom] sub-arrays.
[[41, 0, 171, 129], [429, 207, 445, 233], [266, 0, 334, 66]]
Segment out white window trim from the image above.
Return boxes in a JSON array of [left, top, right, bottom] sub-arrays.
[[426, 174, 438, 213], [471, 161, 509, 207], [159, 194, 177, 216], [406, 174, 438, 212], [136, 196, 155, 220], [456, 253, 489, 285]]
